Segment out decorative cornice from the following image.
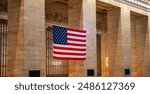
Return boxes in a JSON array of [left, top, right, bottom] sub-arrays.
[[115, 0, 150, 12]]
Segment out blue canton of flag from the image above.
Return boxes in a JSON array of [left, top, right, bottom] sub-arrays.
[[53, 26, 67, 45]]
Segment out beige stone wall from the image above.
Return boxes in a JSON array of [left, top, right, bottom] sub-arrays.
[[7, 0, 46, 77], [2, 0, 150, 77], [131, 14, 149, 76], [106, 8, 123, 76], [97, 0, 150, 77], [45, 2, 68, 26], [23, 0, 46, 77], [7, 0, 24, 76]]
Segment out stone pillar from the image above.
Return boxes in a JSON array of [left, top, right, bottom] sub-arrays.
[[8, 0, 46, 77], [131, 12, 149, 77], [68, 0, 84, 77], [120, 5, 131, 76], [106, 6, 131, 77], [146, 14, 150, 76], [143, 16, 150, 76], [68, 0, 97, 76], [82, 0, 97, 76], [133, 16, 148, 76], [7, 0, 24, 76], [107, 8, 123, 76]]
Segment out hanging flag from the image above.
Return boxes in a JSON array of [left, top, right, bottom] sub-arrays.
[[52, 25, 86, 60]]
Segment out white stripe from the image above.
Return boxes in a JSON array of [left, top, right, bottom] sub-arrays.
[[68, 30, 86, 35], [53, 49, 86, 54], [53, 44, 86, 49], [68, 40, 86, 45], [67, 36, 86, 40], [53, 54, 86, 58]]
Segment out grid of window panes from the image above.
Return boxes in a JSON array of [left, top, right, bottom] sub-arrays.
[[0, 19, 7, 77], [46, 27, 69, 77]]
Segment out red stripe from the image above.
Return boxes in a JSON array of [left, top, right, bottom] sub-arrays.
[[67, 33, 86, 37], [67, 28, 86, 33], [54, 56, 86, 60], [67, 43, 86, 46], [53, 51, 86, 56], [53, 46, 86, 51], [67, 38, 86, 42]]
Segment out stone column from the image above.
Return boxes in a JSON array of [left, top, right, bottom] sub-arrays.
[[107, 8, 123, 76], [106, 6, 131, 77], [134, 16, 148, 76], [142, 16, 150, 76], [68, 0, 84, 77], [131, 12, 149, 77], [120, 5, 131, 76], [146, 14, 150, 76], [8, 0, 46, 76], [82, 0, 97, 76], [68, 0, 97, 76], [7, 0, 24, 76]]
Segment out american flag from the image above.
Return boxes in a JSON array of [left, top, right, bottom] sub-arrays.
[[52, 25, 86, 60]]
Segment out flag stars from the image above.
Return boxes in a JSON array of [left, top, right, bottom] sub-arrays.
[[52, 26, 67, 45]]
